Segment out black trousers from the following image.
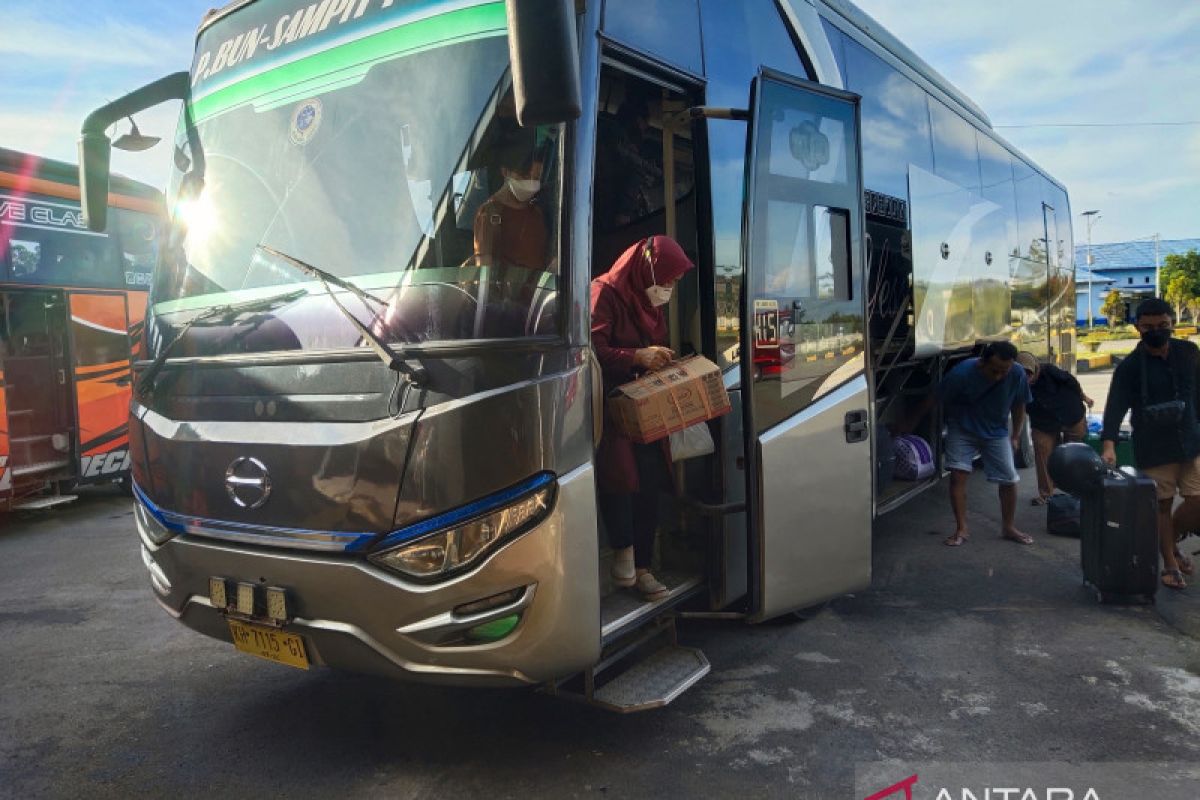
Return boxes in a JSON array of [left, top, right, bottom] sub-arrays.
[[600, 442, 668, 569]]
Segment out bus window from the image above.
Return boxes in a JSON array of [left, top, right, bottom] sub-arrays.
[[603, 0, 703, 76], [928, 97, 982, 194], [843, 37, 934, 202], [699, 0, 809, 369], [9, 239, 42, 279], [747, 80, 864, 430], [6, 225, 123, 290], [113, 208, 159, 289]]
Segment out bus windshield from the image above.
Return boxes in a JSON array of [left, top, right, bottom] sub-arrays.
[[155, 0, 562, 358]]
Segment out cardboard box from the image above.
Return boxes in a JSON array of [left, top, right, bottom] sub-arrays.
[[608, 355, 732, 444]]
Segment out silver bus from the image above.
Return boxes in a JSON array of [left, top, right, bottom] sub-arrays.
[[78, 0, 1074, 711]]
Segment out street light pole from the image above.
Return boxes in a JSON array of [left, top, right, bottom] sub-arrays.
[[1082, 210, 1100, 329], [1154, 232, 1161, 298]]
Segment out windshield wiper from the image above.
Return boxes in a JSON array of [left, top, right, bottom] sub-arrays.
[[255, 245, 427, 385], [137, 288, 309, 395]]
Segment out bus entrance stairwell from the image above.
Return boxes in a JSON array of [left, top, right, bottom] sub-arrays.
[[739, 69, 872, 621], [591, 62, 711, 643]]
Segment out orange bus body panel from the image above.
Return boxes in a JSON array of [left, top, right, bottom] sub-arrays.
[[69, 293, 135, 481]]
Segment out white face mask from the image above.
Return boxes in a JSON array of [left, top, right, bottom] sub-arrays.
[[645, 284, 673, 306], [644, 257, 673, 306], [506, 177, 540, 201]]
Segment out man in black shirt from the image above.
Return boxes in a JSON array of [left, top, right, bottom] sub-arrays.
[[1017, 351, 1094, 504], [1101, 298, 1200, 590]]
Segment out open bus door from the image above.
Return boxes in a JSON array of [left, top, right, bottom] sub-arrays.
[[739, 70, 873, 621]]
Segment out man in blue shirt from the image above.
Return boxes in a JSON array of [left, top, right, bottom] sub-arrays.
[[940, 341, 1034, 547]]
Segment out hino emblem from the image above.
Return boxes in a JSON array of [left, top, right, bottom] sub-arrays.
[[225, 457, 272, 509]]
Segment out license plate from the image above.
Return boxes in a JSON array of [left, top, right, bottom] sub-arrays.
[[227, 619, 309, 670]]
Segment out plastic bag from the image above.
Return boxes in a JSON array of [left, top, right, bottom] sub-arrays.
[[669, 422, 715, 462]]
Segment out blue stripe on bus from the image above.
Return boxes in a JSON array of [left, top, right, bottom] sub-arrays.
[[132, 481, 376, 552], [374, 472, 556, 551]]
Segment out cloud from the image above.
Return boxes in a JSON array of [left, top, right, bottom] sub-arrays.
[[0, 10, 180, 67], [0, 103, 180, 192], [855, 0, 1200, 242]]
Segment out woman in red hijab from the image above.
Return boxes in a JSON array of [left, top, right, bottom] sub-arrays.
[[591, 235, 695, 601]]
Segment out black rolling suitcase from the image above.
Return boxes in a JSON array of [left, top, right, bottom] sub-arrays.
[[1079, 467, 1159, 604]]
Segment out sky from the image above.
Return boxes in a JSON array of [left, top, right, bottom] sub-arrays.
[[1, 0, 1197, 246]]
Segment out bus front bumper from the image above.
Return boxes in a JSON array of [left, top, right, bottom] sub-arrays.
[[137, 467, 601, 688]]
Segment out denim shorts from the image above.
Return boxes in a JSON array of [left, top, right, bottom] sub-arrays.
[[944, 425, 1020, 484]]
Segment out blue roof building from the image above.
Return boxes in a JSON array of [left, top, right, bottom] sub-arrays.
[[1074, 238, 1200, 325]]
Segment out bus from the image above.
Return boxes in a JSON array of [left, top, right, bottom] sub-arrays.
[[0, 148, 163, 511], [77, 0, 1074, 710]]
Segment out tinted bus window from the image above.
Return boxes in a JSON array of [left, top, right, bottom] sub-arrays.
[[842, 37, 934, 202], [112, 208, 159, 289], [699, 0, 808, 369], [604, 0, 703, 75], [820, 18, 849, 85], [1050, 184, 1073, 273], [1, 191, 144, 290], [1013, 159, 1046, 261], [977, 132, 1018, 254], [929, 97, 981, 193], [6, 225, 123, 289]]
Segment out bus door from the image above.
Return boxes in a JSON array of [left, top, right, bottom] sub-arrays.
[[739, 70, 872, 620], [66, 291, 133, 482], [0, 289, 74, 485]]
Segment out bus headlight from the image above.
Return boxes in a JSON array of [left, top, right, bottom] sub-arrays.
[[370, 474, 556, 581]]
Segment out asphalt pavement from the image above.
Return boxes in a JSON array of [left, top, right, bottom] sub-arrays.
[[2, 470, 1200, 799]]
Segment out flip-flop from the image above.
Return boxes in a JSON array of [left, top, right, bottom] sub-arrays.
[[1003, 531, 1035, 545], [943, 533, 968, 547], [1162, 568, 1187, 591]]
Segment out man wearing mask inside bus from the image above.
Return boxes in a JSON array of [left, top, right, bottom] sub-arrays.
[[591, 235, 695, 601], [473, 130, 547, 271]]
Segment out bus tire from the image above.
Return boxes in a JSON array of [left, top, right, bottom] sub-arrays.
[[119, 474, 133, 497]]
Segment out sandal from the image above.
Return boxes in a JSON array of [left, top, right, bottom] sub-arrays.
[[1174, 549, 1194, 576], [1162, 568, 1187, 591], [1003, 530, 1035, 545], [1031, 495, 1051, 506], [635, 571, 670, 602], [943, 532, 968, 547]]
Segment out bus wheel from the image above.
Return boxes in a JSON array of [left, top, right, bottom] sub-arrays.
[[119, 474, 133, 497]]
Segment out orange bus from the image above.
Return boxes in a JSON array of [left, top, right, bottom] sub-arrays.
[[0, 147, 164, 510]]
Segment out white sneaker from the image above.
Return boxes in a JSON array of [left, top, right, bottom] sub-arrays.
[[610, 546, 635, 588], [635, 571, 669, 602]]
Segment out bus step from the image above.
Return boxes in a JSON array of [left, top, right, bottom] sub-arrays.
[[10, 459, 71, 478], [589, 644, 710, 713], [11, 494, 78, 511], [601, 571, 703, 643]]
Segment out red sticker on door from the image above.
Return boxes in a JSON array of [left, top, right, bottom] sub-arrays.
[[753, 299, 780, 350]]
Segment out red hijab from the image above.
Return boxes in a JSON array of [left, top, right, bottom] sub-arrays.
[[594, 235, 694, 337]]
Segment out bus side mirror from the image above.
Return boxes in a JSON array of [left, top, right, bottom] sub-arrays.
[[78, 71, 191, 233], [79, 133, 112, 233], [505, 0, 581, 127]]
